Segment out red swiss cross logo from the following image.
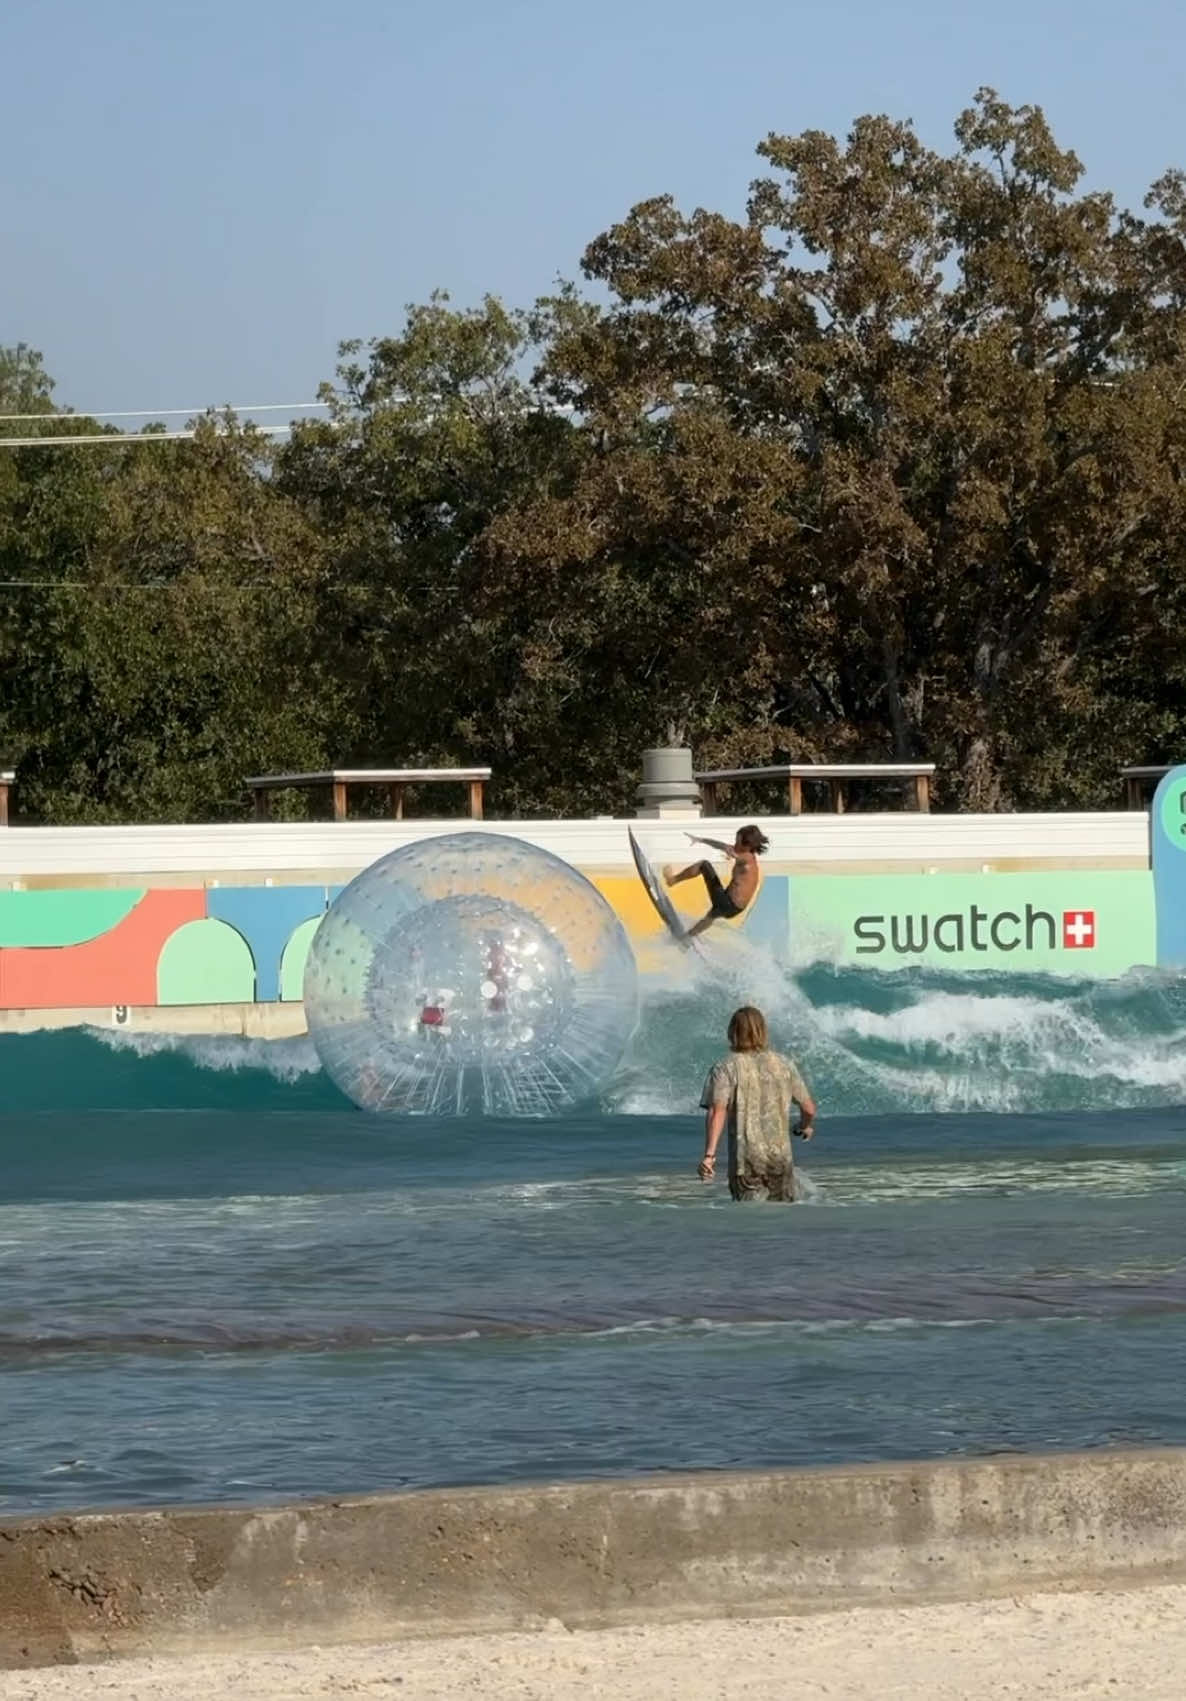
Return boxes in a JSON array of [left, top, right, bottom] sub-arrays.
[[1062, 910, 1096, 949]]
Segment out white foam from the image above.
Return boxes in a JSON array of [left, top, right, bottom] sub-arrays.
[[610, 941, 1186, 1117], [91, 1026, 322, 1084], [820, 987, 1186, 1096], [63, 947, 1186, 1119]]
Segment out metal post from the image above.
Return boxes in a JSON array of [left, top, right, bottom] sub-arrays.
[[635, 748, 702, 818]]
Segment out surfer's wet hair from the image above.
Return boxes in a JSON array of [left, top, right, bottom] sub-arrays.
[[736, 824, 769, 855], [728, 1006, 769, 1052]]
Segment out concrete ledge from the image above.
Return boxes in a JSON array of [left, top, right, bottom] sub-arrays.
[[4, 1450, 1186, 1669], [0, 1002, 307, 1038]]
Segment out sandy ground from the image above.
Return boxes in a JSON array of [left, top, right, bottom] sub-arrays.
[[2, 1583, 1182, 1700]]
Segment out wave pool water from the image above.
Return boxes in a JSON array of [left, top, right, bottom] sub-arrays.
[[3, 959, 1186, 1514]]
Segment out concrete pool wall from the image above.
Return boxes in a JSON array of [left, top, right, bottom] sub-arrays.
[[4, 1448, 1186, 1669]]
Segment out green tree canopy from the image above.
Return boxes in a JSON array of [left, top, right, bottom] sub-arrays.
[[500, 89, 1186, 808], [2, 408, 334, 821]]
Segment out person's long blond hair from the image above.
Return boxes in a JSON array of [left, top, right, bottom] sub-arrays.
[[727, 1006, 768, 1052]]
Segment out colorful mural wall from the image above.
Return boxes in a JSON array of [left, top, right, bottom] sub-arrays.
[[0, 885, 337, 1011], [3, 770, 1185, 1015]]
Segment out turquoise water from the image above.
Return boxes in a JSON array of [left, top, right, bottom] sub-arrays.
[[3, 960, 1186, 1515]]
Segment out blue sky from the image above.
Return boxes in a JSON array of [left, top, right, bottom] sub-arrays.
[[7, 0, 1186, 417]]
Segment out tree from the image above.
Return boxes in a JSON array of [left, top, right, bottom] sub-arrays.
[[0, 343, 55, 415], [494, 90, 1186, 809], [3, 402, 336, 823], [277, 294, 585, 814]]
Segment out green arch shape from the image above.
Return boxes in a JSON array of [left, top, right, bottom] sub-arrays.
[[280, 916, 322, 1002], [157, 919, 256, 1006]]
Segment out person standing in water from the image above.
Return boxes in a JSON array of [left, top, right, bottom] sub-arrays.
[[663, 824, 768, 939], [698, 1006, 816, 1201]]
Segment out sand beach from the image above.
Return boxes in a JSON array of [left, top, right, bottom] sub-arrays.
[[2, 1583, 1182, 1700]]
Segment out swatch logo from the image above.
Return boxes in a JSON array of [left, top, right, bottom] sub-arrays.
[[854, 903, 1097, 956]]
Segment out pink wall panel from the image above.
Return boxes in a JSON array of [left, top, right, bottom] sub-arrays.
[[0, 890, 206, 1009]]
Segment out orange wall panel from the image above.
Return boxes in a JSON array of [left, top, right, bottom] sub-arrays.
[[0, 890, 206, 1009]]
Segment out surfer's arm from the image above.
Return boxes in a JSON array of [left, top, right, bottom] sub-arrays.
[[686, 835, 736, 857]]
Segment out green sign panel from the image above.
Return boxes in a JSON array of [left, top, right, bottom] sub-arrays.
[[790, 871, 1155, 977]]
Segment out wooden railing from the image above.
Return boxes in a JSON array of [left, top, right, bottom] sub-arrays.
[[1120, 766, 1177, 810], [245, 768, 492, 822], [695, 763, 936, 816]]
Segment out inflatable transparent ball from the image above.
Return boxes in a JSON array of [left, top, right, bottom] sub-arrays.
[[304, 832, 639, 1116]]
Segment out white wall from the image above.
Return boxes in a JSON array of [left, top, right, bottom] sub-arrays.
[[0, 812, 1150, 880]]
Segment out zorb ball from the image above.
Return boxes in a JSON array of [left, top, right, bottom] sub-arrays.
[[303, 832, 638, 1116]]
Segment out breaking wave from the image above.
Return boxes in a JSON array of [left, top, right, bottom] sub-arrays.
[[3, 951, 1186, 1117]]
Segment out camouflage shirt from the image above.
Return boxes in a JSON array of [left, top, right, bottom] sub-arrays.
[[699, 1050, 810, 1201]]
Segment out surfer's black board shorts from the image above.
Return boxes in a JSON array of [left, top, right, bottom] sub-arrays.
[[699, 863, 743, 919]]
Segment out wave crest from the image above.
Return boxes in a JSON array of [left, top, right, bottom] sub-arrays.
[[4, 954, 1186, 1116]]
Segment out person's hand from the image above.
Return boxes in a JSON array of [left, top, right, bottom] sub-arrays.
[[795, 1121, 815, 1141], [698, 1154, 716, 1180]]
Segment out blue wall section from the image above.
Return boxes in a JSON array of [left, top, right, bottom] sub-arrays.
[[207, 887, 328, 1003], [738, 874, 790, 960], [1152, 766, 1186, 968]]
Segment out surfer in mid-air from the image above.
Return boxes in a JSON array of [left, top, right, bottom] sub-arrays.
[[664, 823, 769, 938]]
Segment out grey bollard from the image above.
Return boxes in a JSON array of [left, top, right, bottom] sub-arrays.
[[635, 747, 703, 819]]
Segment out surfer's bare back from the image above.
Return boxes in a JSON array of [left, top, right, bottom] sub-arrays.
[[664, 823, 769, 938]]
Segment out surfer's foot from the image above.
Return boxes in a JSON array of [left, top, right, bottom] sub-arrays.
[[662, 865, 679, 888]]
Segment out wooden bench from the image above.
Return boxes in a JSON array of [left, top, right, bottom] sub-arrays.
[[695, 763, 936, 816], [1120, 765, 1176, 810], [246, 768, 492, 823], [0, 770, 12, 827]]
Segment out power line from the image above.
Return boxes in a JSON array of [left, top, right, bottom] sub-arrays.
[[0, 394, 574, 448], [0, 580, 271, 589], [0, 424, 300, 448], [0, 402, 329, 422], [0, 577, 455, 591]]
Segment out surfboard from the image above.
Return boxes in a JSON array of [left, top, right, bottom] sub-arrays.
[[628, 828, 696, 951]]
